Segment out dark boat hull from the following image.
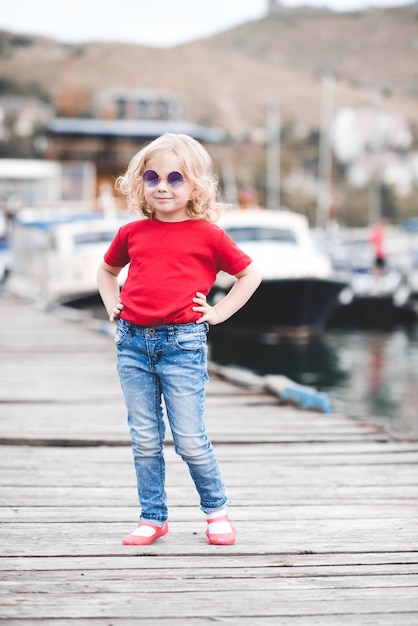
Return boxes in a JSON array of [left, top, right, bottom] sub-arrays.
[[329, 295, 417, 329], [209, 277, 347, 337]]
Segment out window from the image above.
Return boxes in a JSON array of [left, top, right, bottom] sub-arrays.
[[225, 226, 297, 244]]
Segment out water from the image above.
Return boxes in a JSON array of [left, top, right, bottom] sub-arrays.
[[208, 325, 418, 440]]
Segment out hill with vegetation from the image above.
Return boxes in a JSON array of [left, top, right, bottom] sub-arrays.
[[0, 3, 417, 137]]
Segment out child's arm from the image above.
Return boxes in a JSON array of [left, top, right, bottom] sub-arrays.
[[193, 262, 262, 325], [97, 261, 125, 322]]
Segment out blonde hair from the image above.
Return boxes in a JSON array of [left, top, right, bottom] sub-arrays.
[[115, 133, 227, 222]]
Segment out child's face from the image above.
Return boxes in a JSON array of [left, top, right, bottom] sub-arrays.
[[143, 151, 193, 222]]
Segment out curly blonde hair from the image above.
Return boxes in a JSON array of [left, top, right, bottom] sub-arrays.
[[115, 133, 227, 222]]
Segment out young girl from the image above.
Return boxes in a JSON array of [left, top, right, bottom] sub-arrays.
[[97, 133, 261, 546]]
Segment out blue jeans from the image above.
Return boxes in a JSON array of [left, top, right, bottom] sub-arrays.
[[115, 318, 228, 523]]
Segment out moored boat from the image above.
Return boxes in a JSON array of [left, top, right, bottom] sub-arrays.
[[8, 210, 130, 305], [327, 226, 417, 329], [209, 208, 348, 337]]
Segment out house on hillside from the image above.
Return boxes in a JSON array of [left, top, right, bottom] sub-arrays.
[[0, 159, 95, 215], [92, 88, 184, 122], [44, 89, 226, 204], [0, 96, 53, 156], [333, 106, 417, 198]]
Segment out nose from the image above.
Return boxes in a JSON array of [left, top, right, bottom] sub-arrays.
[[155, 178, 169, 191]]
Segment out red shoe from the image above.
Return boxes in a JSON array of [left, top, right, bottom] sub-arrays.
[[206, 514, 236, 545], [122, 521, 169, 546]]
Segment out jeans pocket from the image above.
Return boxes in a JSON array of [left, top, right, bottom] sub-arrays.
[[175, 327, 207, 352], [114, 319, 129, 346]]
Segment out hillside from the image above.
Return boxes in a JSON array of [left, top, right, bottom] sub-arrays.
[[189, 6, 418, 98], [0, 4, 418, 136]]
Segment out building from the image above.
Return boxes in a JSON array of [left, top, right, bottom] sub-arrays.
[[45, 89, 226, 202]]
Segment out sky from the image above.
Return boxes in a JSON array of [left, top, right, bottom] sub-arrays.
[[0, 0, 413, 48]]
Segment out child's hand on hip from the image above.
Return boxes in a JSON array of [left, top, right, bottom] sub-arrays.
[[109, 297, 124, 322], [193, 292, 220, 325]]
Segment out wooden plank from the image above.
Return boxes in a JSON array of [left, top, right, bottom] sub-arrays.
[[3, 563, 418, 580], [2, 618, 418, 626], [1, 445, 417, 485], [2, 552, 418, 572], [2, 441, 418, 462], [2, 484, 418, 507], [1, 519, 417, 556], [2, 504, 418, 523], [1, 589, 418, 620]]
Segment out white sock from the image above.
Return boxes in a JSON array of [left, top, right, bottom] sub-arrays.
[[206, 509, 233, 534], [131, 520, 163, 538]]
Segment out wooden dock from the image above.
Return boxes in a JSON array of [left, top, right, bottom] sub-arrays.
[[1, 293, 418, 625]]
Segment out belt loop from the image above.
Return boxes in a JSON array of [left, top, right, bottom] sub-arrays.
[[168, 325, 175, 342]]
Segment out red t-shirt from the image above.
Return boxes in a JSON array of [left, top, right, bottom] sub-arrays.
[[104, 217, 252, 326]]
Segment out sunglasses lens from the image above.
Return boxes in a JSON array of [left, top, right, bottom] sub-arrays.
[[167, 171, 184, 187], [143, 170, 159, 186]]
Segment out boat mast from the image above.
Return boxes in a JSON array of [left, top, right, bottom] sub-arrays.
[[221, 161, 239, 206], [316, 74, 335, 229], [266, 97, 281, 211]]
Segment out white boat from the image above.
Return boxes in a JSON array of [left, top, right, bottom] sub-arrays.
[[8, 210, 130, 305], [210, 207, 347, 336], [327, 226, 417, 328]]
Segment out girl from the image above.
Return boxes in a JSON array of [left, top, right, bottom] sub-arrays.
[[97, 133, 261, 546]]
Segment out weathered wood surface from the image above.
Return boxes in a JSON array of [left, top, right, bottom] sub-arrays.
[[1, 293, 418, 625]]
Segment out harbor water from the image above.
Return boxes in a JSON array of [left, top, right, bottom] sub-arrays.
[[208, 325, 418, 440]]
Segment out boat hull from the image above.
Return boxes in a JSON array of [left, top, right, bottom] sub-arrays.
[[209, 277, 347, 337], [328, 270, 417, 329], [329, 295, 417, 329]]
